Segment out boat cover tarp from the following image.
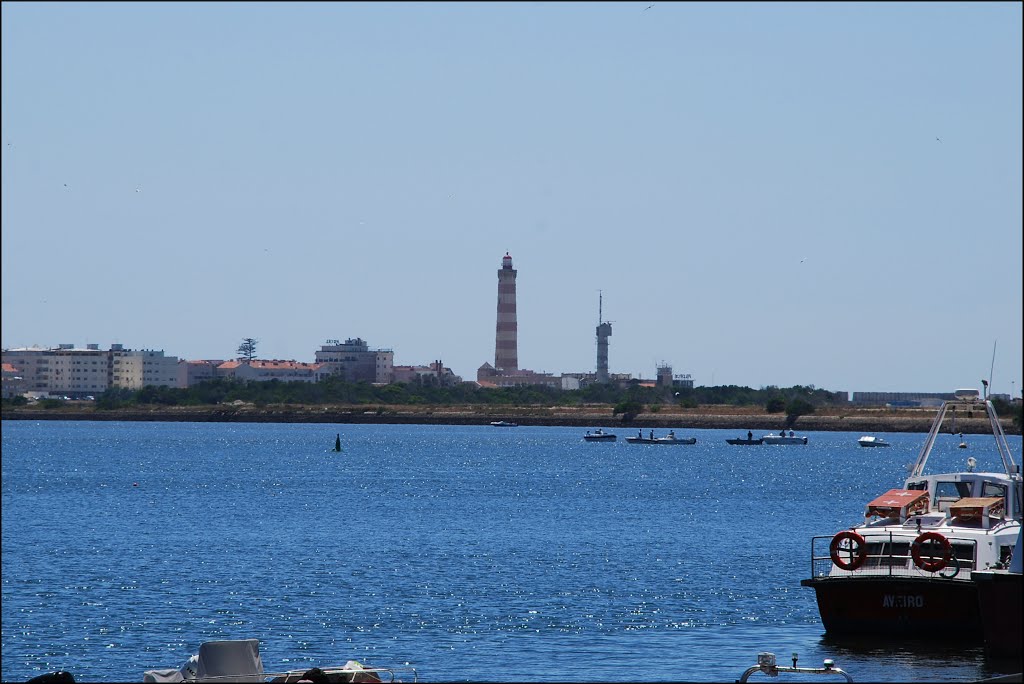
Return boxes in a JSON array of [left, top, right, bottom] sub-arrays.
[[949, 496, 1004, 520], [865, 489, 929, 519]]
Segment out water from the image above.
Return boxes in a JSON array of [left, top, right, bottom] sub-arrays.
[[2, 421, 1020, 682]]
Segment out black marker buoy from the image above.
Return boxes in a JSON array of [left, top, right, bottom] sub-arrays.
[[334, 433, 342, 452]]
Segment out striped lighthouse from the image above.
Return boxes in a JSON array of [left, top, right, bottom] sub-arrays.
[[494, 252, 519, 372]]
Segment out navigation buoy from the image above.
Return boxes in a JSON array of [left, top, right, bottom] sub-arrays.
[[333, 433, 342, 452]]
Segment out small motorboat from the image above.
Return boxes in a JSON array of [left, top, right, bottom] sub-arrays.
[[727, 436, 763, 445], [761, 432, 808, 445], [583, 429, 617, 442], [142, 638, 418, 683], [625, 430, 696, 445], [857, 435, 890, 447], [489, 420, 518, 427]]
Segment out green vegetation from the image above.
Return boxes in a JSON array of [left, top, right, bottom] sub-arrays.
[[50, 378, 850, 412]]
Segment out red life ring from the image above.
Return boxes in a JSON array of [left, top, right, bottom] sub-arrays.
[[829, 530, 867, 571], [912, 532, 952, 572]]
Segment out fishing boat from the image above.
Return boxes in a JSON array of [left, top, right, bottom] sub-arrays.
[[800, 398, 1021, 639], [583, 429, 617, 442], [142, 638, 418, 682], [727, 434, 763, 445], [489, 420, 518, 427], [857, 436, 891, 448], [625, 430, 697, 445], [761, 432, 808, 445]]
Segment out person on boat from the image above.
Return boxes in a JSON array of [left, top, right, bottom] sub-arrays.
[[649, 430, 654, 440], [638, 430, 642, 438], [668, 430, 675, 439], [747, 430, 753, 441], [789, 430, 795, 437]]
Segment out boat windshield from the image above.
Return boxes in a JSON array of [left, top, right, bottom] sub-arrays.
[[936, 482, 972, 499]]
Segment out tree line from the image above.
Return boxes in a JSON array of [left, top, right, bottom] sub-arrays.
[[68, 377, 846, 413]]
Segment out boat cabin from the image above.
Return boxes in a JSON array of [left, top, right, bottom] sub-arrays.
[[897, 472, 1021, 528]]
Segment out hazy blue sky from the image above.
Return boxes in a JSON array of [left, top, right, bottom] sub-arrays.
[[2, 2, 1021, 395]]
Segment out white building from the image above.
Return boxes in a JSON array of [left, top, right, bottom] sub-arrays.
[[110, 345, 180, 390], [1, 343, 179, 397]]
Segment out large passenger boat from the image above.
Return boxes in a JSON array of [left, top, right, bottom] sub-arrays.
[[800, 397, 1021, 639]]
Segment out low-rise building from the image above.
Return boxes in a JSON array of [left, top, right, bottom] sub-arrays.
[[2, 362, 27, 398], [177, 360, 225, 388], [217, 360, 322, 383], [393, 360, 462, 386]]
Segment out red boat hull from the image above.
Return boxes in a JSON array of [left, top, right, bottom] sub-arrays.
[[801, 576, 982, 640]]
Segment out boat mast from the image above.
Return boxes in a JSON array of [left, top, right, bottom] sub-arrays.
[[984, 400, 1018, 475], [910, 400, 1018, 478]]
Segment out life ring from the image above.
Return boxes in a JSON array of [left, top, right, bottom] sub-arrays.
[[829, 530, 867, 571], [911, 531, 952, 573]]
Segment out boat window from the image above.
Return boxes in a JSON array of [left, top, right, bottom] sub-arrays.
[[981, 482, 1006, 500], [907, 481, 927, 491], [935, 481, 971, 499]]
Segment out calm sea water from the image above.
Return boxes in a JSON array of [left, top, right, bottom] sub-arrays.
[[2, 420, 1020, 682]]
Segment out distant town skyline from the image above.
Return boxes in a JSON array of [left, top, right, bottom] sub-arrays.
[[2, 2, 1021, 394]]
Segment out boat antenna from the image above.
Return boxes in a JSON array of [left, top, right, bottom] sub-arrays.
[[599, 289, 603, 325], [987, 339, 997, 398]]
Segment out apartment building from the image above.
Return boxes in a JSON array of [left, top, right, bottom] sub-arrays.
[[1, 344, 179, 397], [314, 338, 394, 384]]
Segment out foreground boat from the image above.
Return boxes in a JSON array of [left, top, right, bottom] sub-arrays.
[[625, 430, 696, 445], [737, 652, 852, 683], [583, 429, 617, 442], [858, 435, 891, 448], [801, 398, 1021, 639], [762, 432, 808, 445], [142, 639, 417, 682]]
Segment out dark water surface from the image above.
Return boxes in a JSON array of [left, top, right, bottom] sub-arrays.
[[2, 421, 1020, 682]]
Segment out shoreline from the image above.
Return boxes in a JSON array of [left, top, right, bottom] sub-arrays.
[[2, 405, 1018, 435]]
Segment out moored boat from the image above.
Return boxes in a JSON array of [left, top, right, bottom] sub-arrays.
[[857, 435, 891, 447], [490, 420, 518, 427], [625, 430, 697, 445], [800, 398, 1021, 640], [762, 432, 808, 445], [727, 431, 762, 445], [583, 429, 617, 442]]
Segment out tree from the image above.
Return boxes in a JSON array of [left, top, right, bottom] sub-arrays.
[[785, 397, 815, 427], [237, 338, 258, 361]]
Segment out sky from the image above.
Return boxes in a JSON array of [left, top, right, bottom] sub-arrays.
[[2, 2, 1021, 395]]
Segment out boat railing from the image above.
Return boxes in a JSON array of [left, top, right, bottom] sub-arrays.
[[809, 534, 978, 580], [737, 652, 852, 683]]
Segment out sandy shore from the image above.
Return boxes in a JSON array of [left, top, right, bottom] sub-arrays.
[[2, 404, 1018, 435]]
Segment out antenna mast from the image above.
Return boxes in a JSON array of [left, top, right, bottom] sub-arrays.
[[988, 340, 997, 395]]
